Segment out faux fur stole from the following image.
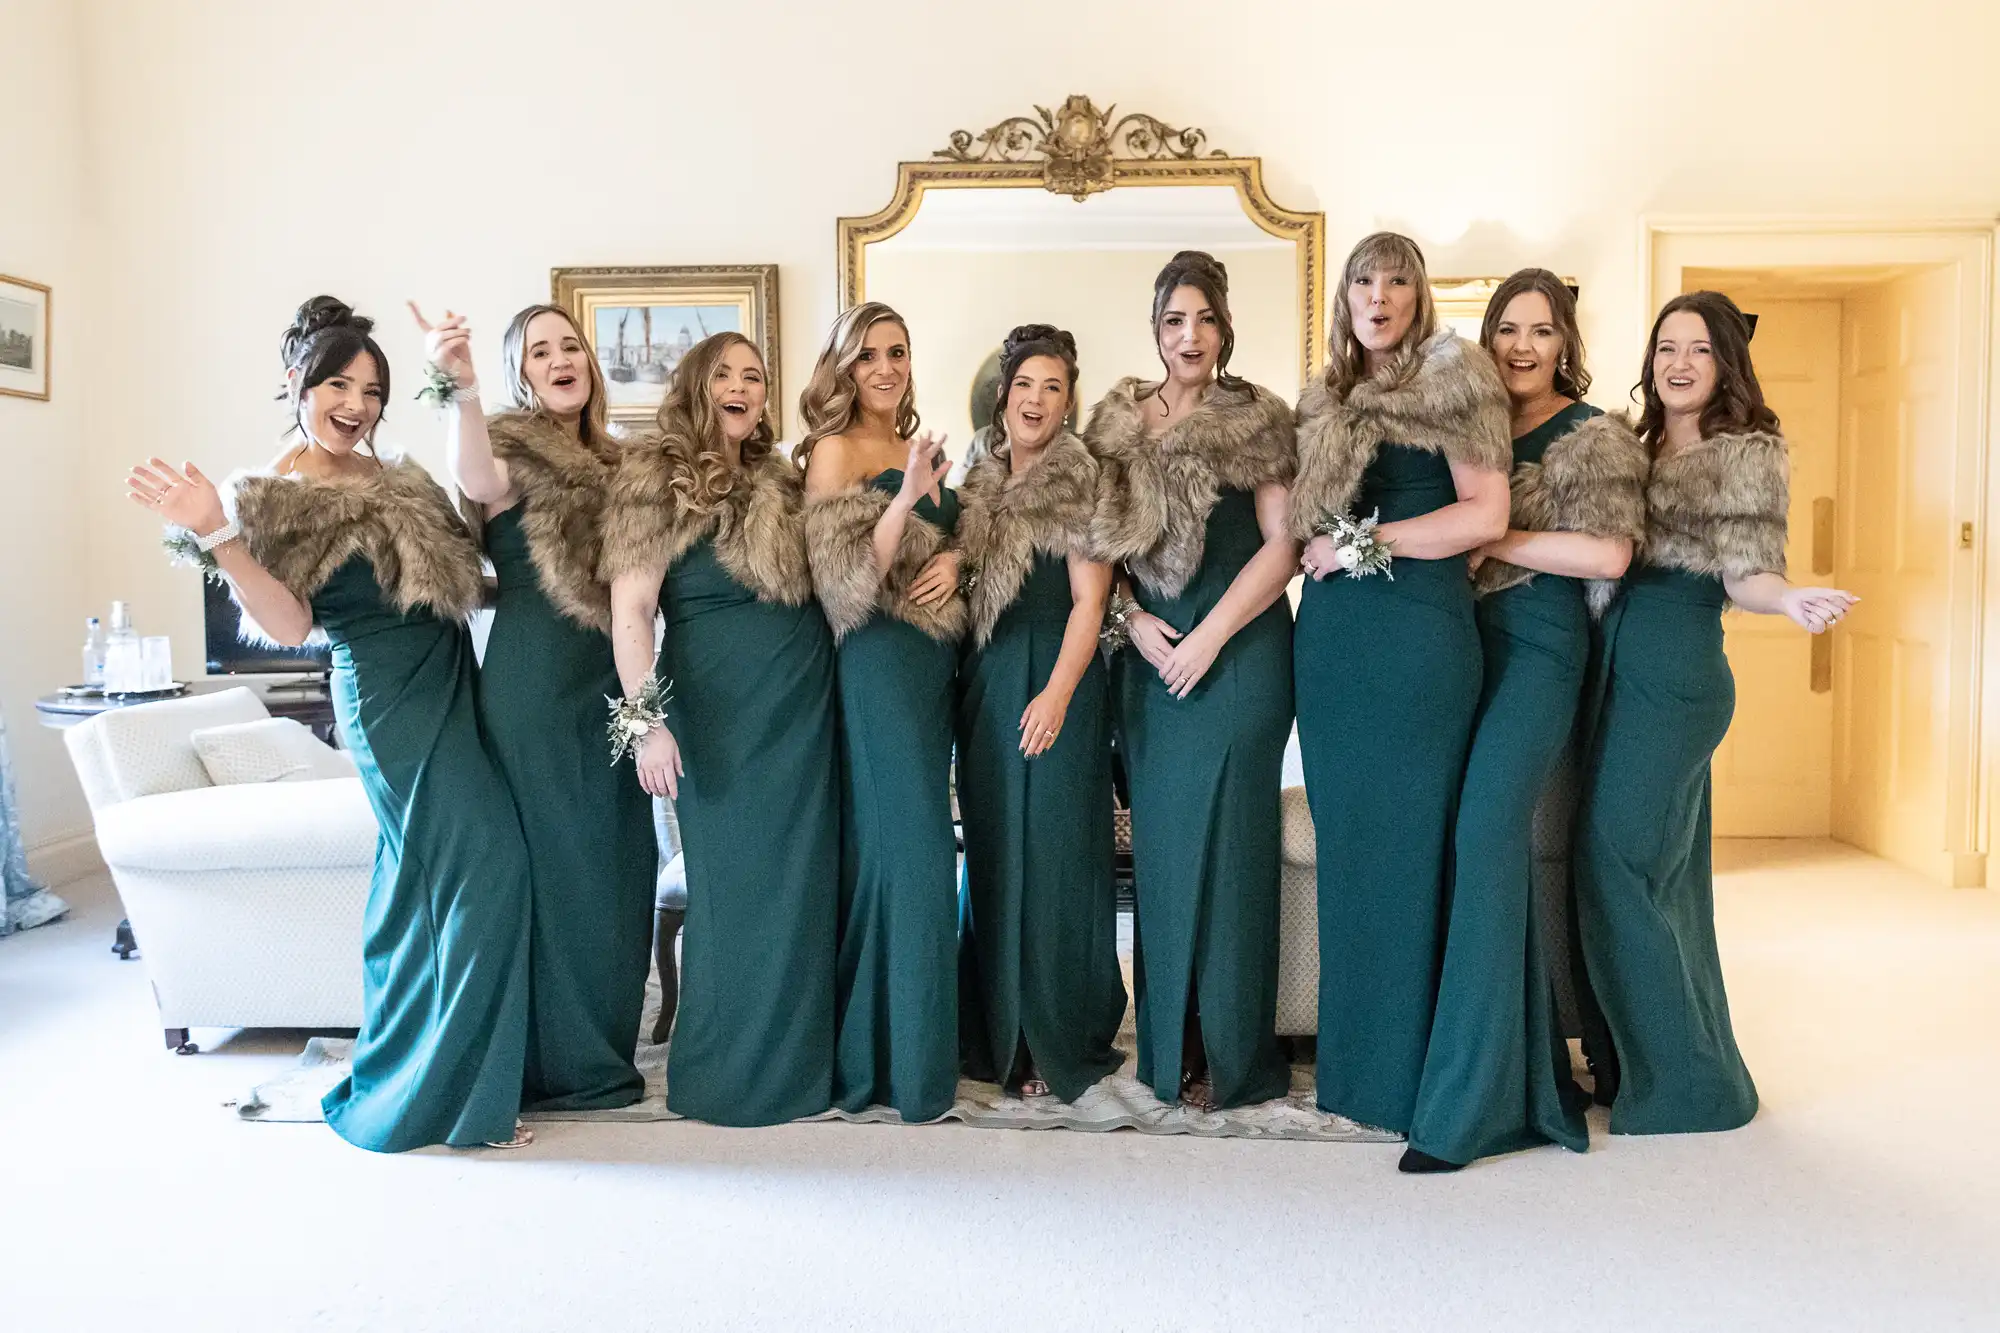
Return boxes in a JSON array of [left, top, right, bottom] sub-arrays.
[[597, 435, 813, 607], [476, 412, 619, 631], [1476, 410, 1651, 616], [805, 476, 967, 644], [1288, 329, 1513, 541], [1642, 429, 1789, 580], [226, 458, 486, 644], [1083, 376, 1295, 599], [956, 432, 1099, 647]]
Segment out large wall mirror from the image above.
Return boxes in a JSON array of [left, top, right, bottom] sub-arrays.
[[839, 96, 1324, 460]]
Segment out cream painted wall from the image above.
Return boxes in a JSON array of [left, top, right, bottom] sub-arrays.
[[16, 0, 2000, 850], [866, 244, 1296, 455], [1, 0, 94, 853]]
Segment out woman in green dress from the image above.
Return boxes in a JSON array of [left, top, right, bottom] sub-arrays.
[[1401, 270, 1648, 1171], [603, 331, 839, 1126], [128, 296, 532, 1152], [800, 303, 967, 1123], [414, 301, 656, 1113], [1290, 233, 1513, 1135], [1087, 251, 1298, 1111], [1573, 291, 1855, 1135], [954, 324, 1124, 1103]]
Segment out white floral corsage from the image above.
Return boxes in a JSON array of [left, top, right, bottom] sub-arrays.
[[1100, 590, 1142, 653], [161, 525, 227, 585], [1314, 509, 1395, 580], [605, 676, 674, 765], [417, 362, 470, 409]]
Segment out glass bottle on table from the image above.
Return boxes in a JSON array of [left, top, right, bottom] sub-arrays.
[[81, 616, 106, 689]]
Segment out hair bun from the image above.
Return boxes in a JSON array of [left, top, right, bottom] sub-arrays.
[[282, 295, 371, 365], [1003, 323, 1077, 359], [1162, 249, 1229, 293]]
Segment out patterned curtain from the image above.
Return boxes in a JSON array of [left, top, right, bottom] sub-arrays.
[[1, 708, 68, 937]]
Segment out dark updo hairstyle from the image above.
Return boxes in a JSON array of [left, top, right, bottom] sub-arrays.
[[992, 323, 1080, 442], [1151, 250, 1244, 391], [1634, 289, 1778, 450], [277, 295, 390, 446], [1479, 267, 1591, 400]]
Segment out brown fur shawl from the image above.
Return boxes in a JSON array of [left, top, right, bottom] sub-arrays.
[[805, 478, 966, 643], [226, 458, 486, 645], [1476, 410, 1651, 616], [477, 412, 619, 631], [1642, 429, 1789, 579], [1083, 377, 1295, 598], [1289, 329, 1513, 540], [597, 436, 814, 606], [956, 432, 1099, 647]]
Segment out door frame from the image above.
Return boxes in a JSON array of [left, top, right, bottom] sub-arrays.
[[1642, 216, 1997, 886]]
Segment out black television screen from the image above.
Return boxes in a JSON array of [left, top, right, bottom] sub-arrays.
[[203, 577, 332, 675]]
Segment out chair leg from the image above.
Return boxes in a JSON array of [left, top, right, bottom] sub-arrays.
[[651, 907, 685, 1046], [164, 1028, 198, 1055], [113, 919, 138, 960]]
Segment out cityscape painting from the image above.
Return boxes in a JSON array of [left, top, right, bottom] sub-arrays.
[[0, 273, 50, 401]]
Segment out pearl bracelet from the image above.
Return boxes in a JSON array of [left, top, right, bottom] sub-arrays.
[[195, 520, 241, 553]]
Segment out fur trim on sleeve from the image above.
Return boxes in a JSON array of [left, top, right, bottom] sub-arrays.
[[228, 459, 486, 640], [1475, 410, 1651, 616], [1083, 377, 1294, 598], [484, 411, 616, 631], [598, 435, 813, 606], [956, 432, 1099, 647], [1643, 429, 1789, 580], [805, 482, 966, 643], [1289, 329, 1512, 540]]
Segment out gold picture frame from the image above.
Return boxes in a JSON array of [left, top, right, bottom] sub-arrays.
[[1430, 276, 1581, 342], [0, 272, 52, 402], [837, 95, 1326, 383], [551, 264, 780, 430]]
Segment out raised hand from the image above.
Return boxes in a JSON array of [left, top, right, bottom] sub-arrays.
[[127, 457, 227, 537], [409, 301, 476, 389], [897, 430, 950, 507]]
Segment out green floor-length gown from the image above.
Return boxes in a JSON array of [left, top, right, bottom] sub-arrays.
[[1406, 404, 1603, 1163], [1295, 446, 1484, 1133], [478, 506, 655, 1112], [1121, 490, 1293, 1109], [830, 473, 962, 1122], [1573, 566, 1759, 1134], [956, 552, 1125, 1102], [657, 537, 841, 1126], [314, 556, 533, 1151]]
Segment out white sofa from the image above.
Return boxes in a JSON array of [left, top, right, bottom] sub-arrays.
[[62, 687, 372, 1050]]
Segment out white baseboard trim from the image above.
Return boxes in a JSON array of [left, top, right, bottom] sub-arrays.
[[27, 831, 104, 886]]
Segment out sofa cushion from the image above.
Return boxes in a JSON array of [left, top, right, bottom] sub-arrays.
[[93, 778, 378, 872], [90, 686, 271, 801], [191, 717, 356, 786]]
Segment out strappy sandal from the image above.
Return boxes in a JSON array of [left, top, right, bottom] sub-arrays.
[[1179, 1070, 1217, 1113], [1019, 1074, 1051, 1099], [484, 1122, 534, 1150]]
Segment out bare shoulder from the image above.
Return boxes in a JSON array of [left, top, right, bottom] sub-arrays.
[[804, 432, 861, 495]]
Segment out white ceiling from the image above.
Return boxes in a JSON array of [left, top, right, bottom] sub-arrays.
[[874, 183, 1290, 253]]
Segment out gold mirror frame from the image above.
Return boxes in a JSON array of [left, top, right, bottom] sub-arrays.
[[838, 96, 1326, 382]]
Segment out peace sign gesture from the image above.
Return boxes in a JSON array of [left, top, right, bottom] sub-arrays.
[[408, 301, 476, 390]]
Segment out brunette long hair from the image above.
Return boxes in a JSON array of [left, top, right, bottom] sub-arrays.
[[654, 332, 777, 514], [1478, 267, 1591, 400], [794, 302, 919, 471], [1634, 290, 1778, 450], [1150, 250, 1245, 392]]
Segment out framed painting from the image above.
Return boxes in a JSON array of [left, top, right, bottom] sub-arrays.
[[1431, 276, 1581, 342], [0, 273, 51, 402], [551, 264, 780, 429]]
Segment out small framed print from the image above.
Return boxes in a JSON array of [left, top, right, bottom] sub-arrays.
[[551, 264, 780, 430], [0, 273, 51, 402]]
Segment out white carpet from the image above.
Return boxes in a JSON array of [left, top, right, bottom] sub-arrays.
[[5, 842, 1998, 1332]]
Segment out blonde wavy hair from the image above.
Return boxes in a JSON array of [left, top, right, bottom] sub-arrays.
[[652, 331, 777, 515], [794, 302, 919, 471], [500, 304, 614, 457], [1324, 231, 1439, 397]]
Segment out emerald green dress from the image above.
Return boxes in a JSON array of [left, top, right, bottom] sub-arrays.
[[1574, 572, 1758, 1133], [478, 505, 655, 1112], [657, 536, 841, 1125], [1294, 445, 1484, 1133], [956, 552, 1125, 1101], [830, 473, 963, 1122], [1120, 490, 1294, 1109], [1406, 404, 1604, 1163], [314, 556, 533, 1151]]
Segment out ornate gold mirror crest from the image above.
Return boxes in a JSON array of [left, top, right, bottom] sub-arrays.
[[839, 95, 1326, 379]]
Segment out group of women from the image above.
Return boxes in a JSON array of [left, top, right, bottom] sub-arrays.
[[123, 231, 1856, 1171]]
